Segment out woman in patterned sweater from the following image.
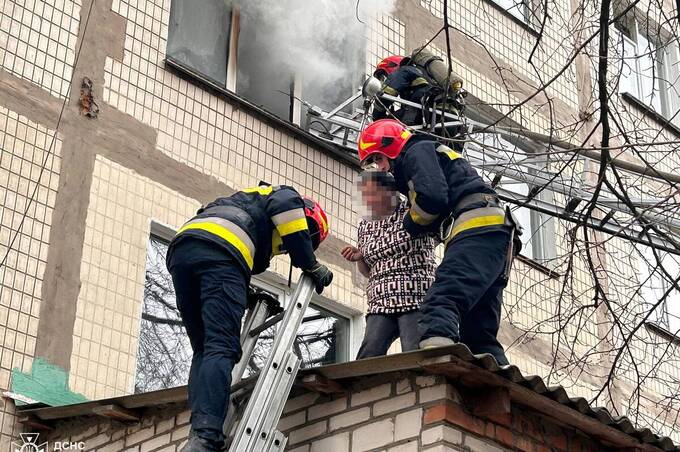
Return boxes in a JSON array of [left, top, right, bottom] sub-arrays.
[[342, 171, 437, 358]]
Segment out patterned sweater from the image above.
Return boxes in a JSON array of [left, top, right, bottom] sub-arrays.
[[357, 202, 437, 314]]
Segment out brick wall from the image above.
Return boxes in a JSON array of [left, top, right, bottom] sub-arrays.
[[279, 374, 607, 452], [37, 371, 613, 452], [44, 403, 191, 452]]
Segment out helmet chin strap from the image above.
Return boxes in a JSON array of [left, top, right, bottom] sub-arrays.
[[363, 162, 381, 171]]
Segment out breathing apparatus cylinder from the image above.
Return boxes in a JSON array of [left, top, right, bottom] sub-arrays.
[[408, 46, 464, 92]]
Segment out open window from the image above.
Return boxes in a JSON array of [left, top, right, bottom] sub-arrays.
[[165, 1, 365, 124], [165, 0, 232, 87], [134, 232, 350, 393]]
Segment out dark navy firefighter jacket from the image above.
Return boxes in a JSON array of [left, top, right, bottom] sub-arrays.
[[373, 65, 431, 122], [170, 184, 319, 277], [392, 136, 504, 240]]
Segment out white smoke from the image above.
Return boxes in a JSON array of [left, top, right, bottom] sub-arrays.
[[232, 0, 396, 112]]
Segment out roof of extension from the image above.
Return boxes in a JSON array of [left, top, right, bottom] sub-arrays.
[[15, 345, 679, 451]]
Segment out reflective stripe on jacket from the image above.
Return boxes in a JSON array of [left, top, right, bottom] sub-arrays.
[[393, 137, 502, 239], [171, 184, 317, 276]]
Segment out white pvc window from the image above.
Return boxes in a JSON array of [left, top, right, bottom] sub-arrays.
[[466, 134, 557, 263], [491, 0, 532, 24], [134, 232, 350, 393], [616, 18, 680, 125], [637, 245, 680, 337]]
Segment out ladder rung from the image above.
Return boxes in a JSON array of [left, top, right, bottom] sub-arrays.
[[228, 276, 316, 452], [250, 311, 286, 337]]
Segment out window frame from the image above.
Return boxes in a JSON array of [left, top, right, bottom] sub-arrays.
[[165, 6, 303, 124], [241, 276, 353, 373], [635, 244, 680, 341], [615, 14, 680, 127], [164, 0, 233, 87], [134, 223, 356, 393], [165, 5, 364, 127], [485, 0, 541, 33], [491, 0, 530, 23], [467, 135, 558, 267]]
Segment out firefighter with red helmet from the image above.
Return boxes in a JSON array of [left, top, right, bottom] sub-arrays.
[[358, 119, 520, 366], [372, 55, 433, 125], [167, 182, 332, 452]]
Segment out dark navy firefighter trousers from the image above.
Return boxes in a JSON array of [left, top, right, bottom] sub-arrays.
[[419, 229, 512, 365], [166, 237, 248, 446]]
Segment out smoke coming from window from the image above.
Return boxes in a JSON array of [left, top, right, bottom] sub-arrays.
[[233, 0, 396, 117]]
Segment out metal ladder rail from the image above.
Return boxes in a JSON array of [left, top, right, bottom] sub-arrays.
[[222, 297, 273, 438], [228, 275, 316, 452], [305, 92, 680, 254]]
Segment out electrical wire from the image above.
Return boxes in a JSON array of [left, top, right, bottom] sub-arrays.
[[0, 0, 97, 271]]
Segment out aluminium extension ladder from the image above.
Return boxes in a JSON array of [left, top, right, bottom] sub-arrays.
[[223, 274, 316, 452]]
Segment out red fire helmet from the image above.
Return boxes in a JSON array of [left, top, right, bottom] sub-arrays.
[[374, 55, 404, 78], [358, 119, 412, 163], [303, 197, 329, 249]]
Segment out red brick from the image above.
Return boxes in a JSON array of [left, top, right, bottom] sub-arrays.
[[424, 403, 448, 424], [494, 426, 514, 448], [515, 436, 535, 452], [443, 403, 486, 436], [486, 412, 512, 426], [423, 402, 485, 436], [571, 435, 598, 452], [464, 388, 511, 426], [484, 422, 495, 437], [544, 429, 568, 450], [513, 413, 543, 442], [468, 388, 511, 418]]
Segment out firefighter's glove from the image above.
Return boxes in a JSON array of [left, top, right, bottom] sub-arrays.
[[305, 262, 334, 294]]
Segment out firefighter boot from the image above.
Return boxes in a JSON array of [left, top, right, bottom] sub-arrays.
[[419, 336, 456, 349], [180, 431, 223, 452]]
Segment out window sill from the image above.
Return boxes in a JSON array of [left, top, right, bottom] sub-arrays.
[[645, 322, 680, 346], [150, 221, 176, 242], [483, 0, 539, 37], [516, 254, 561, 279], [163, 57, 360, 168], [620, 92, 680, 137]]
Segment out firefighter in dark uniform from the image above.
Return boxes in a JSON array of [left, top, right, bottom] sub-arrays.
[[358, 119, 520, 366], [371, 55, 466, 143], [371, 55, 432, 125], [167, 183, 333, 452]]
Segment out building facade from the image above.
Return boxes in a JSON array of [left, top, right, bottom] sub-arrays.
[[0, 0, 678, 447]]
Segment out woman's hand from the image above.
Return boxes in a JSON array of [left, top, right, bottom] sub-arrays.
[[342, 246, 371, 278], [341, 246, 364, 262]]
